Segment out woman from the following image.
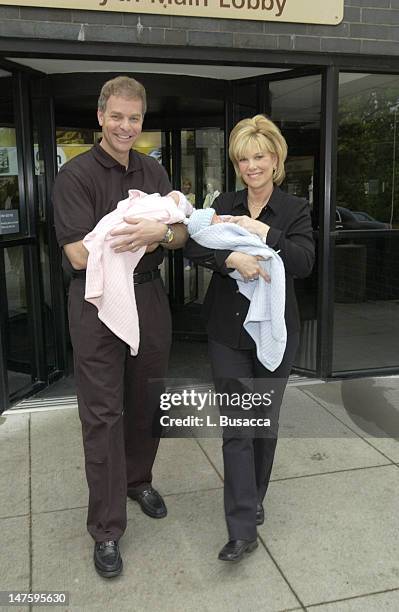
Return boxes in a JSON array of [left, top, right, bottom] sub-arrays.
[[184, 115, 315, 562]]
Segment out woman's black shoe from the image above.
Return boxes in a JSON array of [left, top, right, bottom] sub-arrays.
[[218, 539, 258, 562], [94, 540, 123, 578], [256, 503, 265, 526]]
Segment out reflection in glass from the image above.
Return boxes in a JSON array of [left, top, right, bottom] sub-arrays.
[[181, 131, 197, 302], [34, 112, 58, 370], [134, 131, 163, 163], [2, 247, 32, 394], [333, 73, 399, 373], [181, 128, 224, 307], [56, 129, 97, 169], [0, 127, 20, 237], [181, 131, 196, 207], [197, 128, 224, 209], [269, 76, 321, 372], [338, 73, 399, 230], [333, 233, 399, 371]]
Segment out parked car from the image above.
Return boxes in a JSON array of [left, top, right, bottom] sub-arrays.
[[352, 211, 378, 223], [336, 206, 391, 230]]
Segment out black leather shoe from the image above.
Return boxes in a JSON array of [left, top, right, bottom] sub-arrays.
[[127, 486, 167, 518], [256, 503, 265, 526], [94, 540, 122, 578], [218, 539, 258, 562]]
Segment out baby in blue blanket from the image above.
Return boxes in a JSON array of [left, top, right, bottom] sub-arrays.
[[186, 206, 287, 372], [187, 207, 231, 233]]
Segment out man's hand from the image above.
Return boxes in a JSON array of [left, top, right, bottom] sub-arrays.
[[110, 218, 167, 253], [225, 252, 270, 283], [145, 242, 160, 253]]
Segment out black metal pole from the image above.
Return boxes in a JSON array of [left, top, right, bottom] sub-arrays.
[[317, 66, 339, 379], [0, 250, 9, 414], [14, 72, 47, 384]]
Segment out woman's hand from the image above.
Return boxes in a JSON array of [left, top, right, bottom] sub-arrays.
[[225, 252, 270, 283], [230, 215, 270, 240]]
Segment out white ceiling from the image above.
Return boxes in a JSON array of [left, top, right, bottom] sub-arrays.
[[6, 58, 286, 80], [0, 69, 11, 77]]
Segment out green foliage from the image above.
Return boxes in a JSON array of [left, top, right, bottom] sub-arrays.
[[337, 84, 399, 227]]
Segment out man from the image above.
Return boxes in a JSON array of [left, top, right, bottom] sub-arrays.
[[53, 76, 187, 578]]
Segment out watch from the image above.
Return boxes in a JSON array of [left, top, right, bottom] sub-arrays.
[[160, 226, 174, 244]]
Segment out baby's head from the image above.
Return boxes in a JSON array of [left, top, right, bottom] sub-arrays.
[[210, 213, 222, 225], [187, 208, 220, 235]]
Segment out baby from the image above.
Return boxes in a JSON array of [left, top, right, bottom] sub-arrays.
[[186, 207, 232, 234], [83, 189, 193, 358], [185, 205, 287, 373]]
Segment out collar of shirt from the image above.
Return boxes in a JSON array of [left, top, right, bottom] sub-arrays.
[[92, 143, 143, 175], [232, 185, 286, 218]]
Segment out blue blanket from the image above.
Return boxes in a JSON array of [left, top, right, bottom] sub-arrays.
[[190, 222, 287, 371]]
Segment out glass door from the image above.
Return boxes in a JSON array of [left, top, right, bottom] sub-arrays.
[[265, 70, 323, 375], [332, 72, 399, 374], [170, 126, 225, 339], [170, 69, 323, 354], [0, 74, 33, 407], [0, 72, 49, 411]]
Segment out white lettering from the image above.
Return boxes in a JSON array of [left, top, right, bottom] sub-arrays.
[[160, 415, 204, 426], [197, 393, 208, 411], [206, 415, 217, 426], [170, 392, 182, 406], [159, 393, 170, 410], [220, 416, 271, 427]]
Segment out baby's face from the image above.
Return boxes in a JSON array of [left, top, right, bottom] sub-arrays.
[[211, 214, 222, 225], [211, 214, 232, 225]]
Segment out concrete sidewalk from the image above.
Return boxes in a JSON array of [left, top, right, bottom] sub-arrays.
[[1, 376, 399, 611]]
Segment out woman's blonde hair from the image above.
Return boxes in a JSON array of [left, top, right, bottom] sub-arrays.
[[229, 114, 288, 186]]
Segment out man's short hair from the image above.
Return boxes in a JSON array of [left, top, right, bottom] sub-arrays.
[[98, 76, 147, 115]]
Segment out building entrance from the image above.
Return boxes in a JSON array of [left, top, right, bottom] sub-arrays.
[[46, 66, 322, 367], [0, 60, 324, 411]]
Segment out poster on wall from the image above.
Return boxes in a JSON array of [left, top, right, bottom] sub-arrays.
[[33, 145, 92, 174], [0, 210, 20, 235], [0, 148, 18, 176], [3, 143, 161, 178]]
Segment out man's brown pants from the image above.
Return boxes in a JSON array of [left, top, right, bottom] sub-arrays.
[[68, 277, 172, 542]]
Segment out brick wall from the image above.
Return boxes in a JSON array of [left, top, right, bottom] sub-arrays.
[[0, 0, 399, 57]]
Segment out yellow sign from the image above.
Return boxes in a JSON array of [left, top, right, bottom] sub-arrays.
[[0, 0, 344, 24]]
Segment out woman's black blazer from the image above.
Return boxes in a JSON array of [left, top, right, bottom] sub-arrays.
[[184, 186, 315, 350]]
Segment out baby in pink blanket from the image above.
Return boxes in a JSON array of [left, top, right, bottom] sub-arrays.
[[83, 189, 193, 355]]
